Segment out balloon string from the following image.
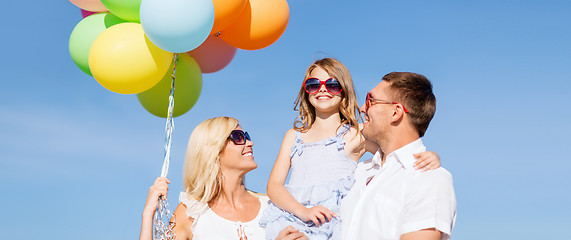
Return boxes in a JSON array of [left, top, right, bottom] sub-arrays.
[[154, 53, 178, 240], [160, 53, 178, 178]]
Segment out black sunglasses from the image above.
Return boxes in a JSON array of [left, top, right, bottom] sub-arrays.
[[228, 130, 251, 145]]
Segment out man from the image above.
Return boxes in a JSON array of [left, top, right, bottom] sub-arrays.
[[341, 72, 457, 239]]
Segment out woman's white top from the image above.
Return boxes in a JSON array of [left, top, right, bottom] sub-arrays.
[[179, 191, 269, 240]]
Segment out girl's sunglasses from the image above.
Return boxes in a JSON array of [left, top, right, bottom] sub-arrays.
[[228, 130, 251, 145], [303, 78, 343, 94]]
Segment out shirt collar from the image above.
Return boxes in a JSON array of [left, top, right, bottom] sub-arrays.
[[371, 148, 382, 166], [373, 139, 426, 170]]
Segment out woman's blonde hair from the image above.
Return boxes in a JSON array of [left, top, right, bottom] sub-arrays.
[[293, 58, 360, 132], [182, 116, 239, 204]]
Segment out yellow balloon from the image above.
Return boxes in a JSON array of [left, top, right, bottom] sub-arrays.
[[89, 22, 173, 94]]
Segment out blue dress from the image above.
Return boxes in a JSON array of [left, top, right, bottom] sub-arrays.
[[259, 124, 357, 240]]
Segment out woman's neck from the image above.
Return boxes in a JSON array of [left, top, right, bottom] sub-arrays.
[[208, 172, 261, 223], [211, 173, 251, 209]]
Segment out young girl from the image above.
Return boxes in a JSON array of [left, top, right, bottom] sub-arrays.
[[259, 58, 440, 240]]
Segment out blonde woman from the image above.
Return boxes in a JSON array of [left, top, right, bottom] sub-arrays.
[[140, 117, 308, 240]]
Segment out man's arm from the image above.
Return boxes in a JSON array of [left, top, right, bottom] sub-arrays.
[[400, 228, 441, 240], [399, 170, 456, 239]]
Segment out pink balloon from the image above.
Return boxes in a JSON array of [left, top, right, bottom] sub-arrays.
[[188, 35, 237, 73], [69, 0, 108, 12], [81, 9, 98, 18]]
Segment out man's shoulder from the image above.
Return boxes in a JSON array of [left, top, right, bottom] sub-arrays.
[[406, 168, 454, 192], [419, 167, 452, 178]]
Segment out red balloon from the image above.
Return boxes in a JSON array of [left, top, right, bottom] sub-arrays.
[[188, 35, 237, 73], [81, 9, 98, 18]]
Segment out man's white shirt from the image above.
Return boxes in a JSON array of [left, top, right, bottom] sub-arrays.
[[340, 139, 456, 240]]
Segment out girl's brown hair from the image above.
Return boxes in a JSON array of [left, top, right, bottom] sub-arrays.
[[293, 58, 360, 132]]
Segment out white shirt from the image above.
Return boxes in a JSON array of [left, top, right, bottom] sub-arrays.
[[179, 191, 269, 240], [340, 139, 456, 240]]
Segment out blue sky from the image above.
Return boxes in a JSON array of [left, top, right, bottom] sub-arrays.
[[1, 0, 569, 239]]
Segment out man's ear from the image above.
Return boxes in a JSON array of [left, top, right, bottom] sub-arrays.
[[391, 105, 406, 123]]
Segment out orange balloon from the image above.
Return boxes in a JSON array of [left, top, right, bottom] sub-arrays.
[[219, 0, 289, 50], [210, 0, 247, 34]]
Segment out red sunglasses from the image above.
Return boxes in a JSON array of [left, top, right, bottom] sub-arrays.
[[303, 78, 343, 94], [365, 92, 409, 113]]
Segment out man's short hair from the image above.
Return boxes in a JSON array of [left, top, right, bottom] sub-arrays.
[[382, 72, 436, 137]]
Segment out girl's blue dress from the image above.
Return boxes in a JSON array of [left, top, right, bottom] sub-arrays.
[[259, 124, 357, 240]]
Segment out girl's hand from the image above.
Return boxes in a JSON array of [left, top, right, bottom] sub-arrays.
[[143, 177, 170, 216], [297, 205, 337, 227], [275, 226, 309, 240], [413, 151, 440, 172]]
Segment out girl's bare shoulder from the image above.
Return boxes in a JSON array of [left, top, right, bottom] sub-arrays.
[[343, 125, 362, 142]]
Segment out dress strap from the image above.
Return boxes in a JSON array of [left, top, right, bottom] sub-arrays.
[[336, 123, 351, 138], [326, 124, 350, 151], [295, 130, 302, 140], [290, 130, 304, 157]]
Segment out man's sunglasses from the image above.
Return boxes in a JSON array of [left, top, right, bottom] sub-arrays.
[[228, 130, 251, 145], [365, 92, 409, 113], [303, 78, 343, 94]]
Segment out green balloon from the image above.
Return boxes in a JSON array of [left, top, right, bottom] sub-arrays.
[[69, 13, 126, 76], [137, 54, 203, 118], [101, 0, 142, 22]]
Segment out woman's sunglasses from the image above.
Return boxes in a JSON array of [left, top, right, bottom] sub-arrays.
[[303, 78, 343, 94], [228, 130, 251, 145]]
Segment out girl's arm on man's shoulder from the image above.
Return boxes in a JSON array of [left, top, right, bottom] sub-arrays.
[[343, 126, 367, 161], [348, 124, 380, 156]]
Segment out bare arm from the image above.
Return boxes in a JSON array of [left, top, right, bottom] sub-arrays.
[[139, 178, 192, 240], [140, 177, 170, 240], [357, 123, 380, 154], [275, 226, 309, 240], [266, 129, 335, 226], [400, 228, 442, 240], [266, 129, 303, 216], [356, 123, 440, 171], [171, 203, 193, 240], [342, 126, 366, 162], [412, 151, 441, 172]]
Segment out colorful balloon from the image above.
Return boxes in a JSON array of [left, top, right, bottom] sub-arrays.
[[89, 23, 173, 94], [210, 0, 247, 34], [69, 0, 108, 12], [100, 0, 141, 22], [69, 13, 125, 76], [219, 0, 289, 50], [188, 35, 236, 73], [137, 54, 202, 118], [81, 9, 98, 18], [140, 0, 214, 53]]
